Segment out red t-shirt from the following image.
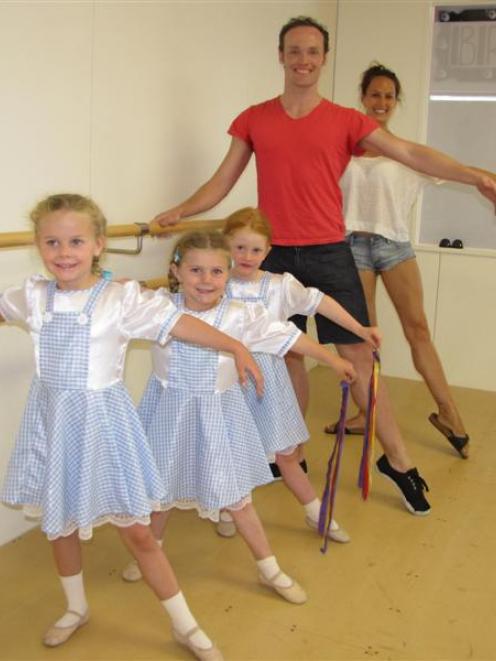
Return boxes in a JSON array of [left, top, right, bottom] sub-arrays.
[[228, 97, 378, 246]]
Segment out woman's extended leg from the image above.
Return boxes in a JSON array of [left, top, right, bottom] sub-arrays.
[[382, 258, 468, 454]]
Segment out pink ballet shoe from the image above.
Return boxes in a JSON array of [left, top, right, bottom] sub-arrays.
[[43, 609, 89, 647], [258, 570, 307, 604], [172, 625, 224, 660]]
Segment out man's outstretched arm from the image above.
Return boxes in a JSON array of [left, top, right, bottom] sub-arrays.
[[151, 137, 252, 231]]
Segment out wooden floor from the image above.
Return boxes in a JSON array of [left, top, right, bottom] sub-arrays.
[[1, 368, 496, 661]]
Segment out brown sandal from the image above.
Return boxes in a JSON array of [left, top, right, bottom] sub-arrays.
[[324, 421, 365, 435]]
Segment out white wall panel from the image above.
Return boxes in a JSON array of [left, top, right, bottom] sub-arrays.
[[0, 2, 93, 229], [435, 252, 496, 391], [90, 1, 335, 227]]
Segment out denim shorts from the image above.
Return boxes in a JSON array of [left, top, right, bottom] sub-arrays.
[[347, 233, 416, 272], [262, 242, 369, 345]]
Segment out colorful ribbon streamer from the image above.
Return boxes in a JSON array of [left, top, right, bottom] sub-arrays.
[[318, 380, 350, 554], [357, 350, 381, 500]]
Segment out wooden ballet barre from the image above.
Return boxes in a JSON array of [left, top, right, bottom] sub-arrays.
[[148, 219, 224, 236], [0, 224, 142, 249], [141, 277, 169, 290], [0, 218, 225, 249], [0, 230, 36, 248]]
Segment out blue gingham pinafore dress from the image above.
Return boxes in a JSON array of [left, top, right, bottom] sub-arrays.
[[226, 274, 309, 454], [1, 279, 165, 540], [138, 296, 273, 519]]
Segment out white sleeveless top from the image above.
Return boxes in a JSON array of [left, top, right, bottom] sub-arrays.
[[341, 156, 438, 242]]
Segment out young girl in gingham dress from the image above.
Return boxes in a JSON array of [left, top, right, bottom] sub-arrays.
[[0, 194, 261, 661], [221, 207, 381, 543], [121, 230, 356, 605]]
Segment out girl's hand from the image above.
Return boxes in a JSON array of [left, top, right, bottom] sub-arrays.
[[234, 346, 264, 396], [361, 326, 382, 349], [333, 356, 356, 384]]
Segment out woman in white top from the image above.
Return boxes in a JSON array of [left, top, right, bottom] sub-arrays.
[[325, 64, 469, 459]]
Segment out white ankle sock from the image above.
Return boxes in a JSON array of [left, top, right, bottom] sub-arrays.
[[304, 498, 340, 531], [219, 511, 233, 523], [257, 555, 292, 588], [162, 591, 212, 650], [55, 572, 88, 627]]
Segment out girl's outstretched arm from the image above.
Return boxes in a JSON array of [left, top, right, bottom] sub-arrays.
[[315, 296, 381, 349], [290, 333, 357, 383], [171, 314, 264, 396]]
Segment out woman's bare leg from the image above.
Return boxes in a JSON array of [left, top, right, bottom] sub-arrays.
[[382, 258, 467, 441]]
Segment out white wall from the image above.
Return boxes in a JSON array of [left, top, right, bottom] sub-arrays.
[[333, 0, 431, 141], [0, 1, 336, 545]]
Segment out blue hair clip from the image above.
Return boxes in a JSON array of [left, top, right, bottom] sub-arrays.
[[172, 249, 181, 264]]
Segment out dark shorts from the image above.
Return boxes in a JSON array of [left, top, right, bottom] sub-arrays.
[[262, 242, 369, 345]]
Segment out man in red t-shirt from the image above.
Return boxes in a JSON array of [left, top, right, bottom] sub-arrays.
[[152, 17, 496, 516], [227, 97, 377, 246]]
